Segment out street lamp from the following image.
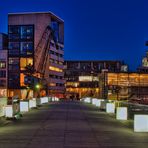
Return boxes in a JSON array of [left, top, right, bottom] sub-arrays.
[[36, 84, 40, 89]]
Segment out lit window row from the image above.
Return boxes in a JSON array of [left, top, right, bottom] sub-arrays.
[[49, 66, 63, 72]]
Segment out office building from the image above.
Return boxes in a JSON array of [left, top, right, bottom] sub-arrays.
[[0, 33, 8, 97], [8, 12, 64, 99], [64, 60, 123, 99]]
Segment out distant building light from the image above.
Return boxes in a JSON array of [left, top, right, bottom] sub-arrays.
[[79, 76, 99, 82], [49, 66, 63, 72]]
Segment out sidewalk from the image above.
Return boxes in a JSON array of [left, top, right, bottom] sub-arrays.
[[0, 116, 11, 126], [0, 101, 148, 148]]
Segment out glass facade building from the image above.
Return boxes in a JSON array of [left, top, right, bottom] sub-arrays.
[[8, 12, 64, 99], [8, 25, 34, 89]]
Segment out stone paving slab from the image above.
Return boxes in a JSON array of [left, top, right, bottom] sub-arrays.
[[0, 101, 148, 148]]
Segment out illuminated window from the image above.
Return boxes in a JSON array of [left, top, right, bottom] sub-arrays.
[[66, 82, 79, 87], [0, 61, 6, 69], [79, 76, 98, 82], [20, 58, 33, 70], [20, 73, 26, 86], [49, 66, 63, 72], [49, 83, 56, 86]]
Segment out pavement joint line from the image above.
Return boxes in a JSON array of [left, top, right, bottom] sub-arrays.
[[80, 103, 102, 147], [24, 103, 54, 148], [63, 101, 69, 147]]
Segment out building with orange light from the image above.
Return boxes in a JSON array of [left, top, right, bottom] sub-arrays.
[[64, 60, 125, 99], [0, 33, 8, 98], [101, 72, 148, 103], [8, 12, 64, 99]]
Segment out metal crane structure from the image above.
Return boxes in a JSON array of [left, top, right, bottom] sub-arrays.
[[25, 25, 56, 98], [34, 25, 54, 78]]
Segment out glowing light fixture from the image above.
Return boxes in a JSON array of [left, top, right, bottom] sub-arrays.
[[36, 84, 40, 89], [5, 105, 13, 118], [40, 97, 48, 104], [55, 97, 59, 101], [32, 98, 37, 107], [116, 107, 127, 120], [92, 98, 98, 105], [95, 99, 102, 107], [20, 101, 29, 112], [106, 103, 115, 113], [134, 115, 148, 132], [84, 97, 91, 103], [29, 100, 34, 108]]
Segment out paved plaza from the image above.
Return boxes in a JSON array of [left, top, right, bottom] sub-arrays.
[[0, 101, 148, 148]]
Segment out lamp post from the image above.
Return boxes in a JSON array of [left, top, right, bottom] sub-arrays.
[[35, 84, 41, 98]]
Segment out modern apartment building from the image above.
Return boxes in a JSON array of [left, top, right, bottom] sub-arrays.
[[64, 60, 124, 99], [8, 12, 64, 99], [0, 33, 8, 97]]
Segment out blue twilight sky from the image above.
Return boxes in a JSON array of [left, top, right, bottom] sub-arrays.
[[0, 0, 148, 71]]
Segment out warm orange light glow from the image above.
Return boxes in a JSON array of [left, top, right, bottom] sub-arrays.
[[20, 58, 33, 70], [49, 66, 63, 72], [49, 83, 56, 86], [108, 73, 148, 86], [20, 73, 26, 86], [66, 82, 79, 87]]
